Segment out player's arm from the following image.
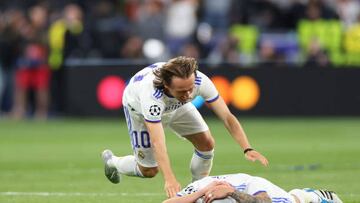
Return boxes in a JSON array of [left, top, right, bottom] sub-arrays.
[[203, 182, 272, 203], [229, 191, 271, 203], [162, 181, 224, 203], [145, 121, 181, 198], [162, 191, 204, 203], [207, 96, 268, 166]]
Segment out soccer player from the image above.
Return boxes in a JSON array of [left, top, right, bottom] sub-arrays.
[[162, 173, 343, 203], [101, 56, 268, 197]]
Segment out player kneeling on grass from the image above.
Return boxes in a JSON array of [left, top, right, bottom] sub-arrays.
[[162, 173, 343, 203], [101, 56, 268, 198]]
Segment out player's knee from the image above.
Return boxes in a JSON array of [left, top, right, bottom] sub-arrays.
[[203, 136, 215, 151], [141, 167, 159, 178], [187, 131, 215, 151]]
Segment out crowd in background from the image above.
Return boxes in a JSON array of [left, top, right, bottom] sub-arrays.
[[0, 0, 360, 119]]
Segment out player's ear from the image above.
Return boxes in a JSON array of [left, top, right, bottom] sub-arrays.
[[164, 83, 171, 90]]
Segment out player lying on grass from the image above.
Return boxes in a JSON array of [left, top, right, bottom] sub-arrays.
[[162, 173, 343, 203]]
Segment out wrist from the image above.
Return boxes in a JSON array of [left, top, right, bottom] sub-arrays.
[[164, 174, 177, 182], [243, 148, 254, 154], [227, 187, 236, 196]]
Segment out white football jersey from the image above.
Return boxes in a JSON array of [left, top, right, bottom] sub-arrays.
[[177, 173, 295, 203], [122, 62, 219, 123]]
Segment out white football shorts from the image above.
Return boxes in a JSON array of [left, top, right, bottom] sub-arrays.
[[123, 102, 209, 167]]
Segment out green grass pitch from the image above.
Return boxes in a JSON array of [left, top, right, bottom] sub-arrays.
[[0, 117, 359, 203]]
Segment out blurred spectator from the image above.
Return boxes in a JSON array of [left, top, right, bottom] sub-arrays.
[[306, 2, 322, 20], [304, 38, 330, 67], [0, 9, 23, 114], [0, 14, 4, 113], [344, 16, 360, 65], [257, 0, 284, 30], [335, 0, 360, 29], [229, 24, 259, 66], [120, 35, 144, 59], [135, 0, 165, 41], [200, 0, 232, 32], [11, 5, 50, 120], [48, 3, 85, 70], [286, 0, 307, 28], [0, 65, 3, 112], [258, 39, 284, 66], [237, 0, 284, 30], [305, 0, 338, 20], [259, 32, 300, 65], [48, 3, 84, 114], [179, 43, 200, 59], [164, 0, 198, 55], [62, 4, 87, 59], [268, 0, 294, 11], [0, 0, 356, 80], [123, 0, 141, 23], [90, 0, 130, 58], [344, 16, 360, 56], [207, 34, 240, 64], [194, 22, 218, 58]]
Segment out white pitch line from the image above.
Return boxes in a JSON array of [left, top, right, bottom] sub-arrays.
[[0, 192, 163, 197]]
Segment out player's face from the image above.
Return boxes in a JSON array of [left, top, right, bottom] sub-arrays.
[[165, 73, 195, 103]]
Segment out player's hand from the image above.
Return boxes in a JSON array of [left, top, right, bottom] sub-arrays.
[[245, 150, 269, 166], [164, 179, 181, 198], [202, 181, 226, 193], [203, 183, 235, 203]]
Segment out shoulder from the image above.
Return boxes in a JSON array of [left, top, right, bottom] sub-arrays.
[[195, 71, 215, 90], [195, 71, 212, 82], [194, 71, 207, 86], [148, 62, 166, 69], [195, 70, 207, 78], [151, 88, 165, 100]]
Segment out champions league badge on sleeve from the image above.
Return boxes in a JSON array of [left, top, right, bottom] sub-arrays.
[[184, 185, 196, 195], [149, 105, 161, 116]]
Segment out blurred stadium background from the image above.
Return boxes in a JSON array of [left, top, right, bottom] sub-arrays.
[[0, 0, 360, 203]]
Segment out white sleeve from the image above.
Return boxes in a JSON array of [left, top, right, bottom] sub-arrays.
[[197, 71, 219, 103], [140, 90, 165, 123], [176, 182, 198, 197]]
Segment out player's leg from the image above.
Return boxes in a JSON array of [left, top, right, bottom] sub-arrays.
[[101, 106, 158, 184], [33, 66, 50, 120], [169, 103, 215, 182], [101, 149, 147, 183], [185, 130, 215, 182], [289, 188, 343, 203], [11, 68, 29, 119]]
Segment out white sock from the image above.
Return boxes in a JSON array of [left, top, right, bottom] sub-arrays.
[[289, 189, 320, 203], [111, 155, 144, 177], [190, 149, 214, 182]]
